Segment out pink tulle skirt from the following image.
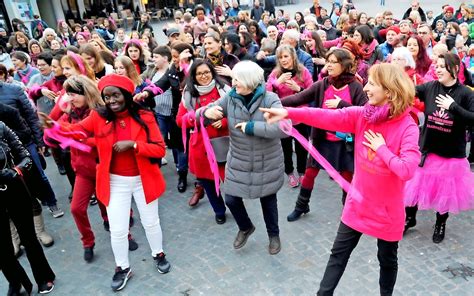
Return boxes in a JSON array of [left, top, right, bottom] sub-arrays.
[[404, 153, 474, 214]]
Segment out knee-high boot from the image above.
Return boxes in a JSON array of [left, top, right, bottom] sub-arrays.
[[287, 188, 311, 222]]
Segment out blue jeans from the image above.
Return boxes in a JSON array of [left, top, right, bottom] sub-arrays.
[[26, 143, 57, 207], [225, 194, 279, 236], [156, 114, 188, 172], [198, 179, 226, 216]]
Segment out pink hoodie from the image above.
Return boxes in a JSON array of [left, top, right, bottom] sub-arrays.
[[286, 106, 421, 241]]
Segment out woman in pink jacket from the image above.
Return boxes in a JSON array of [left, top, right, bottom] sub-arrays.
[[266, 44, 313, 187], [261, 63, 421, 295]]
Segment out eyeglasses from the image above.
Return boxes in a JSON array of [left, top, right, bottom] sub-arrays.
[[327, 60, 339, 65], [196, 70, 211, 77]]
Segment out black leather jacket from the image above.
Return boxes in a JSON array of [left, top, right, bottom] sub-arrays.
[[0, 121, 31, 185]]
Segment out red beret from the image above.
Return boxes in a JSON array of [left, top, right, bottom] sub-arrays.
[[98, 74, 136, 95], [386, 26, 401, 35], [445, 6, 454, 14]]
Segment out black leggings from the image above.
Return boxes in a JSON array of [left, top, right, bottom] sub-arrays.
[[317, 222, 398, 296], [0, 177, 55, 291], [281, 124, 309, 175]]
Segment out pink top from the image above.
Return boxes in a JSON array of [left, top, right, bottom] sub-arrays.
[[266, 68, 313, 99], [286, 106, 421, 241], [323, 85, 351, 141]]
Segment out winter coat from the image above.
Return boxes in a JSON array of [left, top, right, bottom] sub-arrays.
[[286, 106, 421, 241], [202, 85, 287, 199], [0, 81, 43, 147], [64, 110, 166, 206], [0, 102, 33, 146], [177, 84, 230, 180], [0, 121, 31, 183]]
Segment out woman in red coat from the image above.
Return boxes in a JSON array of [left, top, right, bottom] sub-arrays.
[[41, 74, 170, 292], [177, 59, 229, 223]]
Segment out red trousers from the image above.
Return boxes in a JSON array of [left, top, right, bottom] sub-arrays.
[[70, 174, 134, 248], [301, 167, 353, 192], [70, 174, 107, 247]]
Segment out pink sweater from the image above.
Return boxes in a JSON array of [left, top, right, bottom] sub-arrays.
[[266, 68, 313, 98], [287, 106, 421, 241]]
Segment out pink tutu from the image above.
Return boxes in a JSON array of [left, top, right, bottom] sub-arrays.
[[404, 153, 474, 214]]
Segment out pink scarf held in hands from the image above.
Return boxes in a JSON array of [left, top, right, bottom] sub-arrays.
[[279, 120, 363, 202], [43, 121, 92, 152]]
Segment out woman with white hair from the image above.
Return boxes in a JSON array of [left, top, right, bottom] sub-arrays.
[[203, 61, 287, 255], [391, 47, 425, 124], [391, 47, 424, 84], [39, 28, 62, 51]]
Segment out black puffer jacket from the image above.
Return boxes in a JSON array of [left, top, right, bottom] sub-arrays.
[[0, 102, 33, 146], [0, 81, 44, 147], [0, 121, 32, 184]]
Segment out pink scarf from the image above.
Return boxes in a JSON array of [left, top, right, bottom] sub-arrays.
[[43, 121, 92, 152], [279, 120, 362, 202], [199, 110, 221, 194], [363, 103, 391, 124]]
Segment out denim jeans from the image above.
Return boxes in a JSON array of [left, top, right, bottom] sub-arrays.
[[198, 179, 226, 216], [156, 114, 188, 172], [26, 143, 57, 207], [317, 222, 398, 296], [225, 194, 279, 237]]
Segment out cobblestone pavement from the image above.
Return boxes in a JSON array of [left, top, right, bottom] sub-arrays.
[[1, 1, 473, 295], [1, 151, 473, 295]]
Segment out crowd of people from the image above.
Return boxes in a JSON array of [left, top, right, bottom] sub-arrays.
[[0, 0, 473, 295]]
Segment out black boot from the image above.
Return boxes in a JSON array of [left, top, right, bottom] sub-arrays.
[[404, 206, 418, 233], [287, 188, 311, 222], [433, 212, 448, 244], [177, 170, 187, 193]]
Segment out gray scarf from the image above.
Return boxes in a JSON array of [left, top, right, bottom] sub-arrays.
[[194, 79, 216, 96]]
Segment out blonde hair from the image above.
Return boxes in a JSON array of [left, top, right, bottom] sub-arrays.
[[60, 54, 96, 80], [114, 55, 142, 86], [368, 64, 415, 118], [63, 76, 104, 110]]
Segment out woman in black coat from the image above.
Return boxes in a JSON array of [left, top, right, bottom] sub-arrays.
[[0, 121, 56, 295]]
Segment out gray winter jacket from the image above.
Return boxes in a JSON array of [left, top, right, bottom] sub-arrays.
[[203, 84, 287, 199]]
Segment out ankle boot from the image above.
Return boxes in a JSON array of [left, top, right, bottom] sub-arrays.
[[188, 183, 205, 207], [433, 212, 448, 243], [10, 220, 22, 257], [404, 206, 418, 233], [287, 188, 311, 222], [177, 171, 188, 193], [34, 214, 54, 247]]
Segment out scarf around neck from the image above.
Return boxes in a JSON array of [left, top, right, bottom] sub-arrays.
[[208, 51, 224, 67], [194, 79, 216, 96], [328, 73, 356, 89], [363, 103, 391, 124]]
